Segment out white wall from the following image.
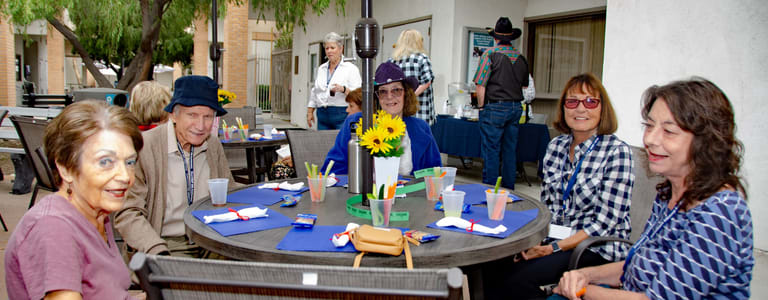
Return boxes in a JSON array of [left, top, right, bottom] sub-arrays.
[[525, 0, 606, 17], [603, 0, 768, 249]]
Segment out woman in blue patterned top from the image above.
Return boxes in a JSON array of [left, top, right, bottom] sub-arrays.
[[486, 73, 634, 299], [553, 78, 753, 299], [390, 29, 436, 125]]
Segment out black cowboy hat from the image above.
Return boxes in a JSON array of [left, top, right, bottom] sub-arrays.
[[487, 17, 522, 41]]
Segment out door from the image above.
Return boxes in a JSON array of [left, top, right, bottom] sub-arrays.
[[379, 18, 432, 65]]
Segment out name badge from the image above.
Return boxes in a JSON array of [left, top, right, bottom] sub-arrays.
[[548, 224, 574, 240]]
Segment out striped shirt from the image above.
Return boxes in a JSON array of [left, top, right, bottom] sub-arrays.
[[622, 190, 754, 299], [541, 134, 634, 262], [391, 53, 435, 125]]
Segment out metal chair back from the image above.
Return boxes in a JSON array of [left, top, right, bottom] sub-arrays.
[[286, 129, 339, 179], [9, 116, 58, 208], [130, 252, 463, 300]]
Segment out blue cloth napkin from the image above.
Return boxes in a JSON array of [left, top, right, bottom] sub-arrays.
[[227, 185, 309, 206], [333, 175, 349, 187], [426, 208, 538, 238], [276, 225, 357, 252], [191, 205, 293, 237], [453, 184, 521, 205]]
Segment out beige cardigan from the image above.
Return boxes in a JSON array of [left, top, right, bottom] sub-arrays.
[[114, 122, 235, 254]]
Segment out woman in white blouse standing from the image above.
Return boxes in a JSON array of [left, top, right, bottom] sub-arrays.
[[307, 32, 362, 130]]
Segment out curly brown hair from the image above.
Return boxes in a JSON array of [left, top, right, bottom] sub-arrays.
[[44, 100, 144, 187], [374, 83, 419, 117], [641, 77, 746, 206], [553, 73, 618, 135]]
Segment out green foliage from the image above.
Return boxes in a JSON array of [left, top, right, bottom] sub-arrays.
[[250, 0, 347, 49]]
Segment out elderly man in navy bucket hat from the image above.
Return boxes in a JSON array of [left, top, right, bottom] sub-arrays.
[[115, 75, 236, 258]]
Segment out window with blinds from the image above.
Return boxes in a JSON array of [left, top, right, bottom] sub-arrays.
[[527, 13, 606, 99]]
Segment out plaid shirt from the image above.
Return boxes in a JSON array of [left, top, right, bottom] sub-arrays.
[[541, 134, 634, 262], [391, 53, 435, 125]]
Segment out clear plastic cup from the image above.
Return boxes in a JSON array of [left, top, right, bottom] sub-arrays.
[[370, 198, 393, 227], [485, 189, 509, 220], [241, 128, 249, 140], [208, 178, 229, 207], [442, 190, 465, 218], [263, 124, 273, 139], [424, 176, 443, 201], [307, 176, 327, 202], [442, 167, 458, 191]]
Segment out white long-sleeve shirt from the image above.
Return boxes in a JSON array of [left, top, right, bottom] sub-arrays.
[[308, 57, 362, 108]]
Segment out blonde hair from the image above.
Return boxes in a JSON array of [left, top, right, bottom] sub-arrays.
[[391, 29, 426, 61], [129, 81, 171, 126]]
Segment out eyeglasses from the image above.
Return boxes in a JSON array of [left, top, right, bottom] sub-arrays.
[[564, 97, 601, 109], [375, 87, 404, 99]]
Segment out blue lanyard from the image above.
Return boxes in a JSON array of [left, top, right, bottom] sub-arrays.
[[326, 61, 339, 87], [177, 143, 195, 205], [559, 136, 601, 220], [621, 201, 681, 282]]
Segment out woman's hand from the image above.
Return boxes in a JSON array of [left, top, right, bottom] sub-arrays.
[[330, 84, 345, 94], [520, 244, 554, 260], [553, 270, 590, 300]]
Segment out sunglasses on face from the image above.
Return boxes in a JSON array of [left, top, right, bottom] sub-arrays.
[[375, 87, 404, 99], [563, 97, 601, 109]]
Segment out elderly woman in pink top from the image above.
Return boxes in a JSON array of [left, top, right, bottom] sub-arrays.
[[5, 101, 142, 299]]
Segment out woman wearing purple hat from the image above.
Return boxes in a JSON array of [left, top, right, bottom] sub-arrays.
[[322, 62, 442, 175]]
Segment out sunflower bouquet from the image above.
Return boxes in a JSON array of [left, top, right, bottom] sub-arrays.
[[218, 89, 236, 107], [357, 110, 406, 157]]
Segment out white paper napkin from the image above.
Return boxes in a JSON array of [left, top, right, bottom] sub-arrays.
[[250, 133, 263, 140], [257, 181, 305, 191], [203, 207, 268, 224], [436, 217, 508, 234], [332, 223, 360, 247]]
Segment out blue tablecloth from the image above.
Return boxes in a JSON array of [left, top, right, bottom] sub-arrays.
[[431, 115, 551, 177]]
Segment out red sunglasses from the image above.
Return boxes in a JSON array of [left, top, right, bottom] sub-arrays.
[[564, 97, 601, 109]]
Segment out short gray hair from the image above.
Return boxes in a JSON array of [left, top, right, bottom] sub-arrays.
[[323, 32, 344, 48]]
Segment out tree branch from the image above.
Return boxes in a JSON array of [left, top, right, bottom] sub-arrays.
[[47, 17, 113, 88]]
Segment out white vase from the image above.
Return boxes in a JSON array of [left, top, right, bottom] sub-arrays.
[[373, 156, 401, 189]]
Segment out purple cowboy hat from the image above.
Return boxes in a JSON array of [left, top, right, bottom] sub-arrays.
[[374, 62, 419, 91]]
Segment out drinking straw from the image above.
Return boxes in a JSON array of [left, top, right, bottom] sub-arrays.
[[439, 171, 447, 178], [492, 190, 506, 219], [311, 164, 318, 178], [304, 162, 312, 178], [493, 176, 502, 194], [222, 119, 228, 129], [576, 287, 587, 297], [323, 160, 335, 179]]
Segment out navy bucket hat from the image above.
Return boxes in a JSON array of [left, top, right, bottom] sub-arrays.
[[374, 62, 419, 91], [164, 75, 228, 116]]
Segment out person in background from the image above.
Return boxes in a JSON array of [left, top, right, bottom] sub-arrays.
[[5, 101, 142, 299], [114, 75, 236, 258], [472, 17, 529, 189], [485, 73, 634, 299], [345, 88, 362, 116], [307, 32, 362, 130], [553, 78, 753, 300], [322, 62, 441, 175], [129, 81, 171, 131], [390, 29, 436, 125]]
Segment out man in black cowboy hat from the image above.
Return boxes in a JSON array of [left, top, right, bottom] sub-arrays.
[[472, 16, 529, 190], [115, 75, 237, 258]]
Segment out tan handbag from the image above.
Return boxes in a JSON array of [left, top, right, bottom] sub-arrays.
[[350, 225, 419, 269]]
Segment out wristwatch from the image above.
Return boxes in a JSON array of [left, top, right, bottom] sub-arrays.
[[550, 242, 562, 253]]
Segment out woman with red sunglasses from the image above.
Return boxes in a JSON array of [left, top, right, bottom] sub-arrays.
[[484, 73, 634, 299]]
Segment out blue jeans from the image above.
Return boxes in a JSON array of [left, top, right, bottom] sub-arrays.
[[316, 106, 347, 130], [479, 101, 522, 189]]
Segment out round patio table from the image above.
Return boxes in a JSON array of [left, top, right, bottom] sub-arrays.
[[184, 178, 550, 268], [220, 135, 288, 183]]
